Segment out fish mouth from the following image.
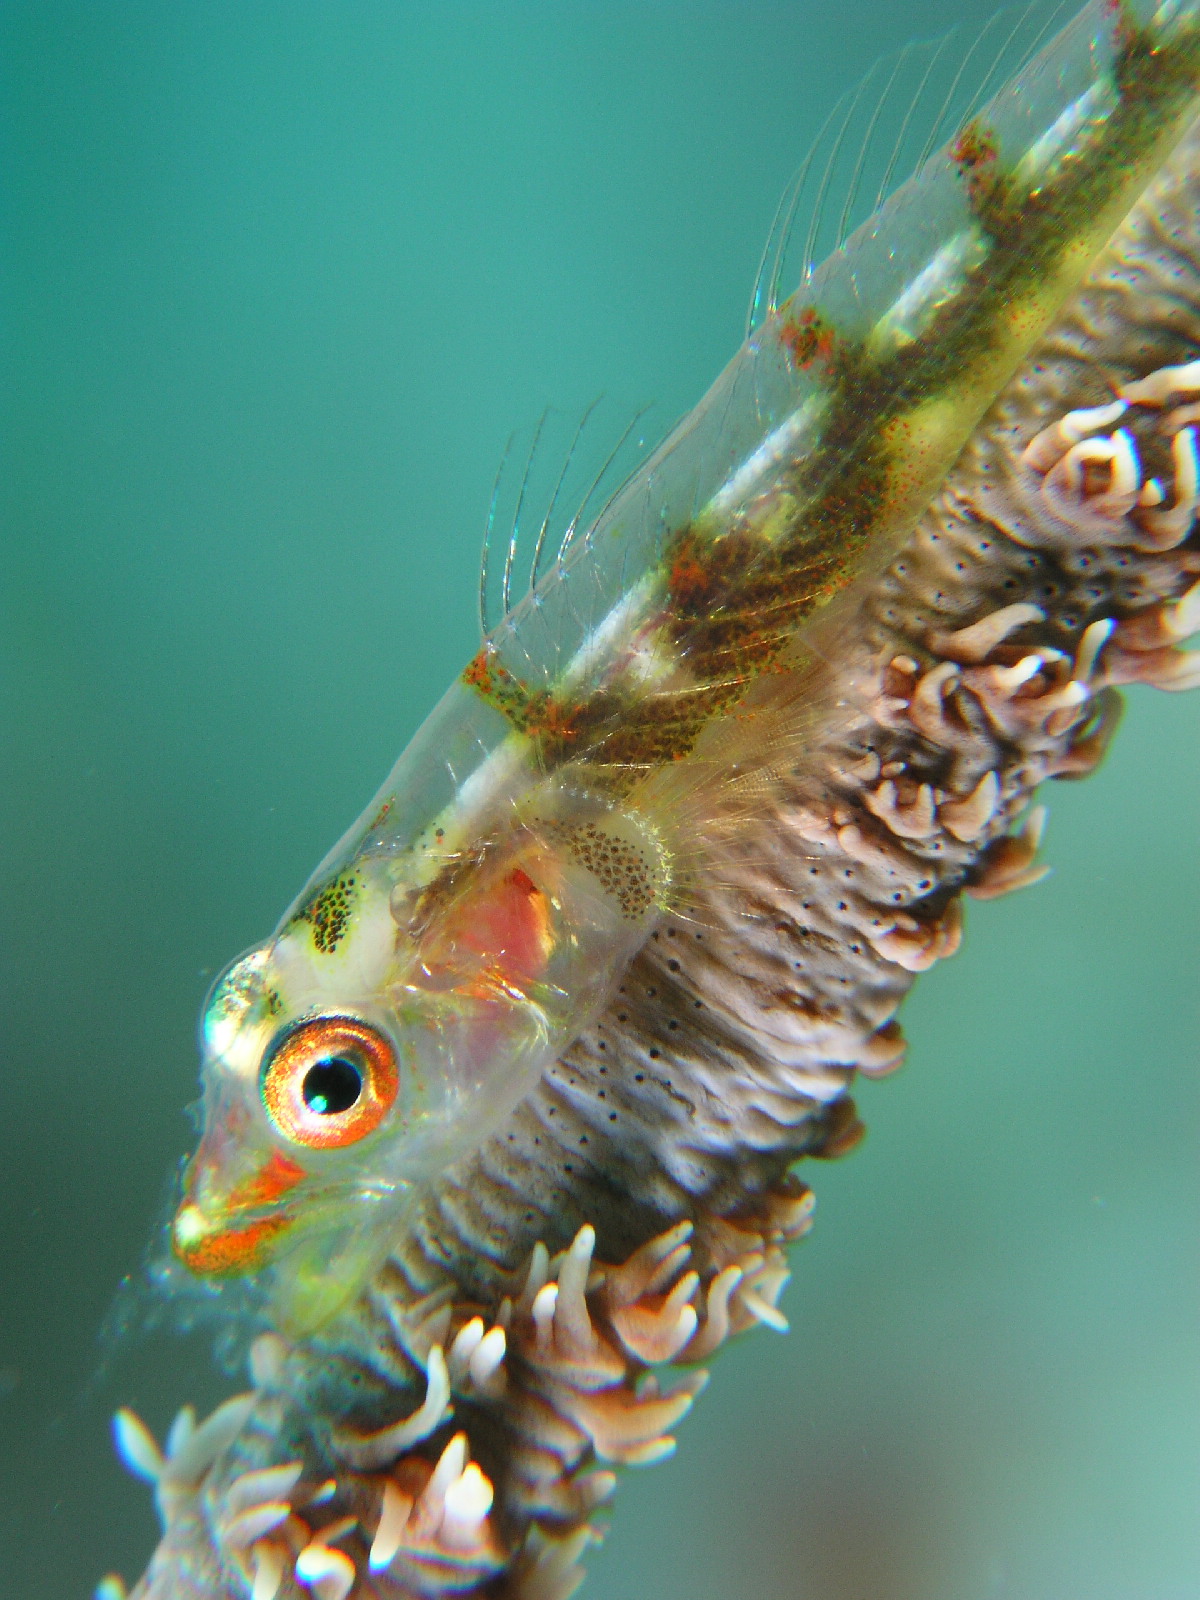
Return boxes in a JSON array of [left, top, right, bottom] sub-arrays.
[[172, 1201, 295, 1275], [172, 1147, 307, 1277]]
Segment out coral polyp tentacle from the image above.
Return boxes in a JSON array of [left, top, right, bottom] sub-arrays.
[[332, 1347, 453, 1471]]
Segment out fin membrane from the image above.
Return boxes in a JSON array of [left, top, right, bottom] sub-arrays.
[[747, 0, 1077, 333], [479, 400, 657, 637]]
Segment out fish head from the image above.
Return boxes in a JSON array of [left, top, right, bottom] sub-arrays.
[[172, 805, 658, 1330]]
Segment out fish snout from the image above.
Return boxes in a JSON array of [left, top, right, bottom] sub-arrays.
[[172, 1146, 306, 1276]]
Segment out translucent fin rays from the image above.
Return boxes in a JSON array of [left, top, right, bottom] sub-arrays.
[[746, 0, 1074, 334], [479, 400, 656, 638]]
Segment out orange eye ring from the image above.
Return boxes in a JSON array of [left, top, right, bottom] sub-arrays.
[[261, 1016, 398, 1149]]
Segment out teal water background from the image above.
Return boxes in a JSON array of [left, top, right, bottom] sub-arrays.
[[3, 3, 1198, 1597]]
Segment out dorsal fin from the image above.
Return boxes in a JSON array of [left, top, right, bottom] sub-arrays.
[[747, 0, 1074, 335], [478, 401, 657, 639]]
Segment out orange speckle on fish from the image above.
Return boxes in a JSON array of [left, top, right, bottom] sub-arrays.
[[779, 306, 835, 370]]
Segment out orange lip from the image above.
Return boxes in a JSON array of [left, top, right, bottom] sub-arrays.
[[173, 1148, 306, 1277], [173, 1208, 294, 1275]]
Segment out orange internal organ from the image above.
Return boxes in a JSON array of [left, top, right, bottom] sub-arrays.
[[455, 866, 555, 985]]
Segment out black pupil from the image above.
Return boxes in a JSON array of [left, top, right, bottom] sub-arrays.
[[302, 1055, 363, 1116]]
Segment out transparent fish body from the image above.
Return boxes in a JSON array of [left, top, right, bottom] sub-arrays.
[[175, 0, 1200, 1336]]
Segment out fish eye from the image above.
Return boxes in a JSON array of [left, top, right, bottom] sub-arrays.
[[302, 1055, 362, 1114], [261, 1016, 398, 1149]]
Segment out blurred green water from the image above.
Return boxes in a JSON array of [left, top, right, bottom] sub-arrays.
[[1, 3, 1197, 1597]]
